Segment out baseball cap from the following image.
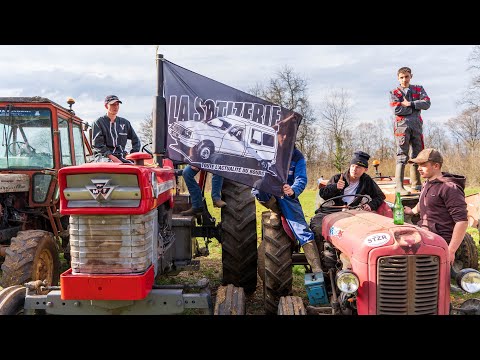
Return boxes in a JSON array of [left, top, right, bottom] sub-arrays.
[[104, 95, 123, 105], [408, 148, 443, 164], [350, 151, 370, 168]]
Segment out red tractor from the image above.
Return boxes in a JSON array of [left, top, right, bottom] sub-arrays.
[[0, 56, 256, 315], [259, 167, 480, 315], [0, 97, 92, 289]]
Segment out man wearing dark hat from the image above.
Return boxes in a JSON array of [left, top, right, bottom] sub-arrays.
[[309, 151, 386, 258], [92, 95, 141, 163], [403, 148, 468, 267]]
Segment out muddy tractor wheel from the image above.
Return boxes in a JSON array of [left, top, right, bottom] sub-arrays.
[[0, 285, 26, 315], [214, 284, 246, 315], [451, 233, 479, 279], [263, 212, 293, 315], [277, 296, 306, 315], [220, 179, 257, 294], [1, 230, 60, 288]]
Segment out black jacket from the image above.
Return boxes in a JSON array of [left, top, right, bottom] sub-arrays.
[[92, 115, 141, 159], [319, 171, 386, 211]]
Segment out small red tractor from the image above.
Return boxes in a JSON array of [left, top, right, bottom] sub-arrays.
[[259, 193, 480, 315], [259, 165, 480, 315], [0, 55, 256, 315], [0, 97, 93, 289]]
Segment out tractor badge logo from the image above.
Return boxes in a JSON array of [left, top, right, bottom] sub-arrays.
[[86, 179, 116, 201]]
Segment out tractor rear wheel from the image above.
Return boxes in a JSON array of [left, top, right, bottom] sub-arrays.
[[263, 211, 293, 315], [277, 296, 306, 315], [451, 233, 479, 278], [220, 179, 257, 294], [214, 284, 246, 315], [1, 230, 60, 288], [0, 285, 26, 315]]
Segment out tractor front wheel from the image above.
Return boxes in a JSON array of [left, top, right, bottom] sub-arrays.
[[1, 230, 60, 288], [262, 211, 293, 315], [451, 232, 479, 278]]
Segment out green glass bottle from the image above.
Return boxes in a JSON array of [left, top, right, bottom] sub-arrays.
[[393, 191, 404, 225]]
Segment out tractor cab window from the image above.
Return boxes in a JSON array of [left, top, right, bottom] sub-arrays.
[[59, 117, 72, 166], [0, 107, 54, 169], [73, 123, 86, 165]]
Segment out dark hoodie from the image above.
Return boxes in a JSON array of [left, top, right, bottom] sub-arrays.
[[417, 172, 468, 243]]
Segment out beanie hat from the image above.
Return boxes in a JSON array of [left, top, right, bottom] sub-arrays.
[[350, 151, 370, 168]]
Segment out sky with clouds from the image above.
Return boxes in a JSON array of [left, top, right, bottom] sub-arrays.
[[0, 45, 475, 135]]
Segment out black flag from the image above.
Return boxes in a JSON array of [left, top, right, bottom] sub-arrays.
[[164, 59, 301, 197]]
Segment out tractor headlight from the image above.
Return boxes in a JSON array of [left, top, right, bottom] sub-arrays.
[[335, 270, 359, 294], [456, 268, 480, 294]]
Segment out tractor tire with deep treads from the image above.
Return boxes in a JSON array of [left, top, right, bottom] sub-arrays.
[[263, 212, 293, 315], [220, 179, 257, 294], [451, 233, 479, 278], [1, 230, 60, 288], [214, 284, 246, 315], [277, 295, 306, 315], [0, 285, 26, 315]]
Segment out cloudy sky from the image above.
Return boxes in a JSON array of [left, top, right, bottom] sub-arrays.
[[0, 45, 475, 134]]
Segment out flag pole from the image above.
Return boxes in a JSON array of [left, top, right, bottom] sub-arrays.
[[152, 51, 166, 167]]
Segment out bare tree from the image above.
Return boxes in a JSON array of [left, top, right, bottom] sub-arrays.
[[250, 66, 318, 159], [139, 113, 153, 145], [317, 88, 353, 171], [446, 107, 480, 153], [424, 120, 450, 152]]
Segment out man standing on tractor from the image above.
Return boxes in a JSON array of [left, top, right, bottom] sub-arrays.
[[403, 148, 468, 267], [252, 146, 323, 274], [92, 95, 141, 163], [390, 66, 431, 195]]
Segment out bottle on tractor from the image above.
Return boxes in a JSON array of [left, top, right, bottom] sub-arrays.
[[0, 96, 93, 289]]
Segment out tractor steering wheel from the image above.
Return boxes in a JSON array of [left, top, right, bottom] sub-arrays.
[[318, 194, 372, 214], [7, 141, 36, 156]]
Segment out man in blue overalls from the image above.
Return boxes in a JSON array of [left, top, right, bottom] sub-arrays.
[[252, 146, 322, 273]]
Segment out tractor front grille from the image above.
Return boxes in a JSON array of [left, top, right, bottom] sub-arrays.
[[377, 255, 439, 315]]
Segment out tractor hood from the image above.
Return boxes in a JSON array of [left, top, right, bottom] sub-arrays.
[[322, 210, 449, 265]]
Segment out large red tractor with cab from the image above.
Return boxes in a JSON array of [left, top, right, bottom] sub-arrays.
[[0, 96, 93, 289]]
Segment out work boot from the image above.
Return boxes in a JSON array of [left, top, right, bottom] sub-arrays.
[[395, 163, 410, 196], [410, 164, 422, 191], [213, 199, 227, 208], [302, 241, 323, 273], [262, 196, 281, 227], [180, 207, 204, 216]]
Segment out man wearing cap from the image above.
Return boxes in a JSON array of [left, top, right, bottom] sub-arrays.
[[309, 151, 386, 258], [404, 148, 468, 266], [92, 95, 141, 163]]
